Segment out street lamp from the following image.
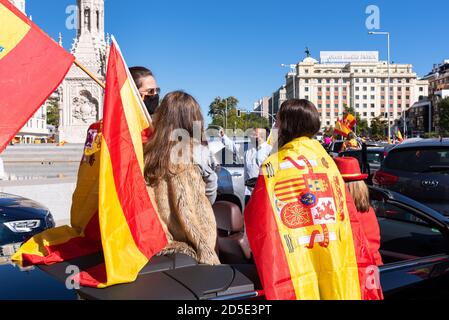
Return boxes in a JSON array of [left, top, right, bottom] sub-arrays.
[[368, 31, 391, 141], [281, 64, 297, 99]]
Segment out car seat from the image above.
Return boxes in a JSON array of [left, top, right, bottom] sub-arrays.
[[213, 201, 251, 264]]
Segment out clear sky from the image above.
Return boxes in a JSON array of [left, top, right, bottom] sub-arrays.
[[28, 0, 449, 124]]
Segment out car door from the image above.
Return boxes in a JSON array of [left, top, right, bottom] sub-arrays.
[[382, 147, 449, 215], [370, 197, 449, 299]]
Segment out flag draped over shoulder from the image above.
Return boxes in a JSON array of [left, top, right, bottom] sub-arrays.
[[245, 137, 383, 300], [13, 39, 168, 288], [0, 0, 74, 152]]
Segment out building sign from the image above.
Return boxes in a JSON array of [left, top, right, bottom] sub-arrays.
[[320, 51, 379, 64]]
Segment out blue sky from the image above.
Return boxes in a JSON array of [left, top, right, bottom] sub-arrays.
[[28, 0, 449, 124]]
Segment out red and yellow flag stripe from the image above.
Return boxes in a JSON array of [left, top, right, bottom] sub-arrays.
[[0, 0, 74, 151]]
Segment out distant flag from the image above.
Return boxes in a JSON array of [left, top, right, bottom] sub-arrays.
[[0, 0, 74, 152], [334, 119, 352, 137], [396, 129, 404, 142], [13, 38, 168, 288], [343, 114, 357, 130]]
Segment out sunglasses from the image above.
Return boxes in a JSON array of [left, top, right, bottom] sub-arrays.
[[140, 87, 161, 97]]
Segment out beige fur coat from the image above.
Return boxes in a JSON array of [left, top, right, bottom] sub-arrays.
[[146, 165, 220, 265]]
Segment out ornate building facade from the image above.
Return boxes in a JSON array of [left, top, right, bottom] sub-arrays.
[[58, 0, 109, 143]]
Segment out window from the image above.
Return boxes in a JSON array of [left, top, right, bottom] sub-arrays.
[[419, 87, 424, 92], [370, 70, 374, 73], [371, 112, 375, 116], [371, 104, 375, 108], [363, 95, 367, 100], [326, 87, 330, 92], [355, 95, 360, 99], [326, 79, 330, 84], [355, 87, 360, 91], [397, 112, 402, 116], [363, 103, 367, 108], [406, 96, 410, 100], [318, 104, 322, 109], [371, 95, 375, 100], [370, 199, 447, 262], [335, 104, 339, 108], [371, 87, 375, 91], [318, 87, 322, 92], [363, 78, 368, 83], [363, 87, 367, 91], [326, 112, 330, 117], [305, 69, 309, 74], [356, 103, 360, 108], [355, 79, 360, 83], [384, 148, 449, 173], [305, 79, 309, 84], [343, 95, 347, 100], [305, 87, 309, 92], [363, 112, 367, 116]]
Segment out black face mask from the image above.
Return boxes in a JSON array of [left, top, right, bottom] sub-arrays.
[[144, 94, 160, 115]]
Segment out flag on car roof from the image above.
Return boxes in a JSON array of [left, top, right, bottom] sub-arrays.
[[13, 38, 168, 288], [334, 119, 352, 137], [244, 137, 383, 300], [0, 0, 74, 152]]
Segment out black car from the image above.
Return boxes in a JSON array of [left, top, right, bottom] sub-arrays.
[[0, 193, 55, 249], [339, 147, 385, 185], [373, 138, 449, 216], [4, 186, 446, 300]]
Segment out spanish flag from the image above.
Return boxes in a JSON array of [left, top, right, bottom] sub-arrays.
[[396, 129, 404, 142], [13, 38, 168, 288], [245, 137, 383, 300], [343, 113, 357, 130], [334, 119, 351, 137], [0, 0, 74, 151]]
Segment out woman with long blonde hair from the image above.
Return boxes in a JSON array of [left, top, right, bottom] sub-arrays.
[[144, 91, 220, 265]]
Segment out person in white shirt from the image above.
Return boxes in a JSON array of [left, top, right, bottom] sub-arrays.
[[244, 128, 272, 204]]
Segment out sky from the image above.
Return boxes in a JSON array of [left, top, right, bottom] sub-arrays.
[[27, 0, 449, 124]]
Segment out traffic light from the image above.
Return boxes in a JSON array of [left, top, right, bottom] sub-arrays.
[[237, 109, 241, 118]]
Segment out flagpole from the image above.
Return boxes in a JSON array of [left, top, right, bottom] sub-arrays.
[[74, 59, 106, 89]]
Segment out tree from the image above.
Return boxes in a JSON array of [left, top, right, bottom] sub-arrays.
[[208, 96, 269, 133], [46, 98, 60, 127], [370, 116, 387, 140], [438, 97, 449, 136]]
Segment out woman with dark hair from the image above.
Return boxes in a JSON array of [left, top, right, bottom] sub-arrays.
[[144, 91, 219, 266], [244, 99, 382, 300], [129, 66, 160, 115]]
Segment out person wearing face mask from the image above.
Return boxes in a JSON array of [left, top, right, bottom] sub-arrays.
[[129, 66, 161, 116]]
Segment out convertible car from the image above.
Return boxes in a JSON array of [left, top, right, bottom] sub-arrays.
[[18, 186, 449, 300]]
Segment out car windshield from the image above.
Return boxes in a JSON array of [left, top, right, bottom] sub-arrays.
[[384, 147, 449, 173], [367, 152, 383, 165], [217, 141, 248, 167]]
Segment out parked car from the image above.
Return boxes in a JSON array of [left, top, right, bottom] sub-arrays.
[[373, 138, 449, 216], [0, 193, 55, 249], [339, 147, 385, 185]]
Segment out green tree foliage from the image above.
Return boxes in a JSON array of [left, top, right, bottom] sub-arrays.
[[208, 96, 269, 133], [438, 97, 449, 136], [46, 98, 59, 127], [370, 116, 387, 140]]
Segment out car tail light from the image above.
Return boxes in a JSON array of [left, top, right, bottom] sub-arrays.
[[373, 170, 398, 186]]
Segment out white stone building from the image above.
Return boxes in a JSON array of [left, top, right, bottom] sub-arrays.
[[58, 0, 108, 143], [284, 51, 428, 129], [253, 97, 270, 119]]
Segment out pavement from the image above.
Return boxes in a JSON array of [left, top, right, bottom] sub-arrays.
[[0, 144, 85, 226]]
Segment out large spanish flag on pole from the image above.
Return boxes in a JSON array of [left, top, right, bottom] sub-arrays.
[[245, 137, 383, 300], [13, 38, 168, 288], [0, 0, 74, 152]]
